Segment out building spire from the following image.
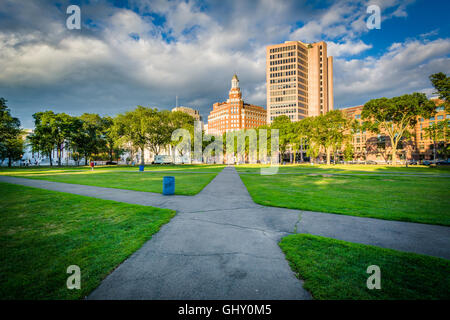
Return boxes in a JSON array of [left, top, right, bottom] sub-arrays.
[[231, 74, 239, 89]]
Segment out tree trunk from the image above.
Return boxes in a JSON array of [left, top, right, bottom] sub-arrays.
[[58, 147, 62, 166], [391, 146, 397, 166], [300, 141, 304, 162], [49, 153, 53, 166], [140, 147, 145, 166], [8, 156, 11, 168], [84, 154, 88, 166], [326, 147, 331, 165], [433, 142, 437, 162]]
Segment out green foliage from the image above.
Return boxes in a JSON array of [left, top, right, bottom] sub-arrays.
[[362, 92, 436, 165], [430, 72, 450, 111], [424, 120, 447, 161], [0, 98, 24, 167], [306, 111, 349, 164], [343, 143, 354, 161]]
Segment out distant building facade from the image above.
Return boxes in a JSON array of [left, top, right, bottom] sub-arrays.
[[207, 74, 267, 135], [341, 98, 449, 162], [266, 40, 334, 123], [171, 106, 202, 122]]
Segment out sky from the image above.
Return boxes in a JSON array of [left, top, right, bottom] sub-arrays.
[[0, 0, 449, 128]]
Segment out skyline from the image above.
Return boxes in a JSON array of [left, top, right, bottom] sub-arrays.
[[1, 0, 449, 128]]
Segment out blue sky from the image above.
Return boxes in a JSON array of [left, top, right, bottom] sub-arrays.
[[0, 0, 449, 128]]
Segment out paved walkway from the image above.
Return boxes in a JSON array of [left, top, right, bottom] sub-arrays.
[[1, 167, 449, 300]]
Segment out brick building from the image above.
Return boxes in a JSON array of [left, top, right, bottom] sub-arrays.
[[207, 74, 267, 135], [341, 98, 449, 162]]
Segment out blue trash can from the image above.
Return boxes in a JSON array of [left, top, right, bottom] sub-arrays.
[[163, 176, 175, 195], [139, 165, 145, 172]]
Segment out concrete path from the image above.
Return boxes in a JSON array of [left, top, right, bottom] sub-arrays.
[[1, 167, 450, 300]]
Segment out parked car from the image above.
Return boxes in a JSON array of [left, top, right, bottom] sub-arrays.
[[365, 160, 377, 165], [105, 161, 117, 165], [437, 159, 450, 165], [422, 160, 432, 165], [153, 155, 173, 165]]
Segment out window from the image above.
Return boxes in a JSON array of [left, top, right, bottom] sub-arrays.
[[437, 115, 443, 120], [355, 114, 361, 119], [430, 116, 435, 121]]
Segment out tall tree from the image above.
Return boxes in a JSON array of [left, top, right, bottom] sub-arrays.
[[429, 72, 449, 111], [308, 111, 349, 165], [29, 112, 55, 166], [168, 110, 194, 162], [111, 106, 158, 166], [103, 116, 123, 162], [0, 98, 23, 167], [146, 109, 171, 157], [362, 93, 436, 165], [423, 120, 446, 162], [78, 113, 107, 164], [271, 115, 291, 163]]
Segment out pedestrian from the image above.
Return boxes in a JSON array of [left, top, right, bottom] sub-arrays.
[[90, 160, 94, 171]]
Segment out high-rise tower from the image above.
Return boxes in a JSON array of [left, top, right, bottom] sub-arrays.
[[266, 40, 334, 123]]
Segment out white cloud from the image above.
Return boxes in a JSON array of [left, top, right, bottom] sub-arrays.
[[0, 0, 448, 129], [327, 40, 372, 57], [334, 38, 450, 107]]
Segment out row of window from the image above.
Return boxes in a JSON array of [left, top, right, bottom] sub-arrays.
[[270, 89, 307, 97], [269, 64, 296, 72], [270, 45, 296, 53], [420, 114, 448, 121], [269, 70, 297, 78], [269, 83, 296, 90], [269, 58, 296, 65], [270, 95, 307, 103]]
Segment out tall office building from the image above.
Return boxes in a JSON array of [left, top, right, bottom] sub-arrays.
[[266, 40, 334, 123]]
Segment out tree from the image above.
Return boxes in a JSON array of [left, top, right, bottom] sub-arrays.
[[424, 120, 446, 162], [362, 93, 436, 165], [343, 143, 354, 162], [0, 98, 23, 167], [271, 115, 291, 163], [103, 116, 123, 162], [430, 72, 449, 111], [111, 106, 168, 166], [168, 111, 194, 162], [0, 135, 24, 167], [29, 112, 55, 166], [308, 111, 349, 165], [146, 109, 171, 157], [75, 113, 108, 164]]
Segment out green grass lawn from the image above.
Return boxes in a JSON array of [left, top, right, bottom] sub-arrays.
[[0, 165, 224, 195], [238, 166, 450, 226], [236, 163, 450, 175], [279, 234, 450, 300], [0, 182, 175, 299]]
